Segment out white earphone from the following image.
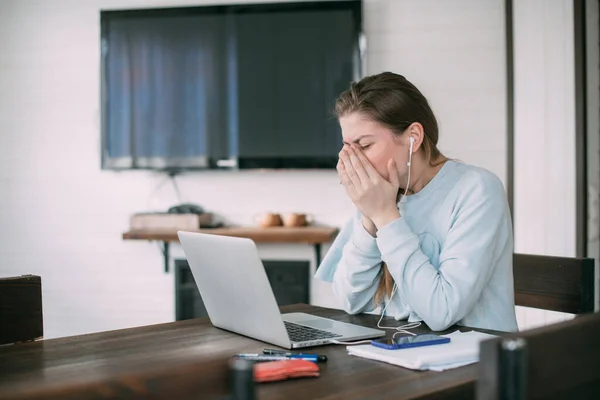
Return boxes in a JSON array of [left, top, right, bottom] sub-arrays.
[[400, 136, 415, 204], [408, 136, 415, 164]]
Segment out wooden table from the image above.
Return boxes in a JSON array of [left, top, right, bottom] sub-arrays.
[[122, 227, 339, 273], [0, 304, 495, 400]]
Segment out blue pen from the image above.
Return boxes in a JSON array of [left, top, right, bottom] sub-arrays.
[[262, 348, 328, 362], [236, 354, 319, 362]]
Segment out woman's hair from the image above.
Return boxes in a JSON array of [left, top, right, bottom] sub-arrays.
[[334, 71, 442, 306]]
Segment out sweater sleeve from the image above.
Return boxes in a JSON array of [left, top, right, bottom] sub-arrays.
[[376, 175, 510, 331], [332, 216, 384, 314]]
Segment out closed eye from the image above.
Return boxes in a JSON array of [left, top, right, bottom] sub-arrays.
[[359, 144, 372, 150]]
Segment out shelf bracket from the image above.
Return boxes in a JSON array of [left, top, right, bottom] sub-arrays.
[[163, 241, 170, 273]]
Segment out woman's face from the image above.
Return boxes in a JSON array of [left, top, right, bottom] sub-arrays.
[[339, 112, 409, 180]]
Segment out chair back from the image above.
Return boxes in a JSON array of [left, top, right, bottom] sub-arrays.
[[513, 253, 595, 314], [0, 275, 43, 345], [477, 311, 600, 400]]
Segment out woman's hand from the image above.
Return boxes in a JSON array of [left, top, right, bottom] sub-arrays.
[[337, 145, 401, 229]]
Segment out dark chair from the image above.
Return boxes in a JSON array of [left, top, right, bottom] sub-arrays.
[[0, 275, 43, 345], [513, 253, 595, 314], [477, 311, 600, 400]]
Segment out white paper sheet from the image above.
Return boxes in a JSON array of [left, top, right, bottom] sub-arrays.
[[346, 330, 496, 371]]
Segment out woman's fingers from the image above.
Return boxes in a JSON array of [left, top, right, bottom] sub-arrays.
[[346, 146, 371, 184], [337, 157, 353, 189], [351, 146, 380, 181], [339, 147, 362, 187]]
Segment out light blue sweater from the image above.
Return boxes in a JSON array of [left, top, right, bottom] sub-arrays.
[[315, 160, 518, 332]]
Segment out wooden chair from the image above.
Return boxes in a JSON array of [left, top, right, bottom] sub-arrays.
[[513, 253, 595, 314], [0, 275, 43, 345], [477, 311, 600, 400]]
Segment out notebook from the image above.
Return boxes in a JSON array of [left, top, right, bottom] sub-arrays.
[[346, 330, 496, 371]]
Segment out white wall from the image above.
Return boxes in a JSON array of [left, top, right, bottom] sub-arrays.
[[513, 0, 577, 328], [0, 0, 507, 339], [365, 0, 508, 185]]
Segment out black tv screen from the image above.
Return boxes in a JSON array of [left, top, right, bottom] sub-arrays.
[[100, 1, 363, 170]]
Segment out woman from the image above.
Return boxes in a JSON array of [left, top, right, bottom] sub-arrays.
[[318, 72, 518, 332]]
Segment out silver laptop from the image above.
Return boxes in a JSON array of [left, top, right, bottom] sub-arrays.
[[177, 231, 385, 349]]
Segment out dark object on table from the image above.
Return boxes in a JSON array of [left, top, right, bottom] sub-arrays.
[[229, 357, 256, 400]]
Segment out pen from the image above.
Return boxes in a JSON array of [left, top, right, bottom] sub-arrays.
[[235, 354, 320, 362], [262, 349, 328, 362]]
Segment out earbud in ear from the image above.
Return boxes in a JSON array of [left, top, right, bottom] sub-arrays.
[[401, 136, 414, 203]]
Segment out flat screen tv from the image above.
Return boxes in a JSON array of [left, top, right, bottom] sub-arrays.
[[100, 1, 363, 170]]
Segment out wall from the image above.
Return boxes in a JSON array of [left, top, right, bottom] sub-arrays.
[[585, 0, 600, 311], [0, 0, 507, 338], [512, 0, 578, 327], [365, 0, 508, 184]]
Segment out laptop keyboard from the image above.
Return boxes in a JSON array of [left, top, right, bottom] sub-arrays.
[[284, 321, 343, 342]]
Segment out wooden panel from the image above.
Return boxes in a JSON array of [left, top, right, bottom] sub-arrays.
[[0, 304, 502, 400], [122, 226, 339, 244], [513, 253, 595, 314], [477, 311, 600, 400], [0, 275, 43, 345]]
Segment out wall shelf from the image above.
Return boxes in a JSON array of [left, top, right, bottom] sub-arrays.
[[122, 226, 339, 273]]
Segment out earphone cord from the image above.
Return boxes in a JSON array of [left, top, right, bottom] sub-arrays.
[[376, 283, 420, 335], [331, 284, 422, 345], [333, 141, 419, 346], [330, 339, 375, 345]]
